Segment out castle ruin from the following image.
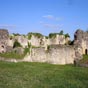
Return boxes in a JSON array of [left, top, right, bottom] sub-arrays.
[[0, 29, 86, 64]]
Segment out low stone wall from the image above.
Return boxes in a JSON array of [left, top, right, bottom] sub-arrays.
[[0, 45, 75, 65], [24, 45, 75, 65]]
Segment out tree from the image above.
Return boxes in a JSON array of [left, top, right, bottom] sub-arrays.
[[59, 30, 63, 35]]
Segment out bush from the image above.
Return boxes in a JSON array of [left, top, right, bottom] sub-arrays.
[[28, 33, 32, 39], [65, 33, 70, 38], [24, 48, 30, 55]]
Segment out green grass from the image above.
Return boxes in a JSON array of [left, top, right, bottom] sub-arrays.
[[0, 61, 88, 88], [80, 54, 88, 64], [0, 48, 30, 59], [0, 52, 24, 59]]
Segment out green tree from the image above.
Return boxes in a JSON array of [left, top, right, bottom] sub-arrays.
[[59, 30, 63, 35]]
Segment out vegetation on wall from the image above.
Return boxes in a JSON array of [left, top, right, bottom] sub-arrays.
[[27, 33, 32, 39], [49, 33, 59, 38], [45, 36, 48, 39], [59, 30, 63, 35], [27, 32, 43, 39], [12, 33, 21, 36], [24, 47, 30, 55], [79, 54, 88, 64], [45, 45, 50, 53], [65, 33, 70, 38], [0, 47, 30, 59], [49, 30, 70, 39], [13, 40, 22, 48]]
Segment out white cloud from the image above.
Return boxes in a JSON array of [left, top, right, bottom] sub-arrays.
[[42, 15, 61, 21]]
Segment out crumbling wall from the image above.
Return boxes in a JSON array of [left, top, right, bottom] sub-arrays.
[[47, 45, 75, 64], [0, 29, 9, 53], [42, 35, 70, 48], [15, 36, 28, 48], [29, 35, 41, 47], [74, 29, 88, 60], [26, 45, 75, 64]]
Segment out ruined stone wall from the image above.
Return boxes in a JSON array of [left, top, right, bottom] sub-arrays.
[[0, 29, 9, 44], [25, 45, 75, 64], [29, 35, 41, 47], [42, 35, 70, 47], [48, 35, 67, 45], [15, 36, 28, 48], [0, 29, 9, 53], [74, 29, 88, 60], [7, 35, 29, 48]]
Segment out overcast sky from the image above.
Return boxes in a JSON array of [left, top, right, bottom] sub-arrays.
[[0, 0, 88, 39]]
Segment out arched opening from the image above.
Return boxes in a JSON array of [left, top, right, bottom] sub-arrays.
[[85, 49, 87, 55]]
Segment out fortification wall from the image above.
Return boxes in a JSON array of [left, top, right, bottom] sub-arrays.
[[29, 35, 41, 47], [25, 45, 75, 64]]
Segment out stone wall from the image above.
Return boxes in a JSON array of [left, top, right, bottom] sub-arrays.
[[0, 29, 9, 53], [42, 35, 70, 49], [24, 45, 75, 65], [0, 29, 83, 65], [43, 35, 69, 46], [29, 35, 41, 47], [74, 29, 88, 60], [15, 36, 28, 48]]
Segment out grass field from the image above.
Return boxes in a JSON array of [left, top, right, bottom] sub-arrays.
[[0, 61, 88, 88]]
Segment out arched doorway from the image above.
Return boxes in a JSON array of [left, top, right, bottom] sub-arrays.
[[85, 49, 87, 55]]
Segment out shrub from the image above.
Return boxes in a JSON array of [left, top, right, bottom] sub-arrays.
[[65, 33, 70, 38], [45, 45, 50, 53], [27, 33, 32, 39], [24, 47, 30, 55], [45, 36, 48, 39]]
